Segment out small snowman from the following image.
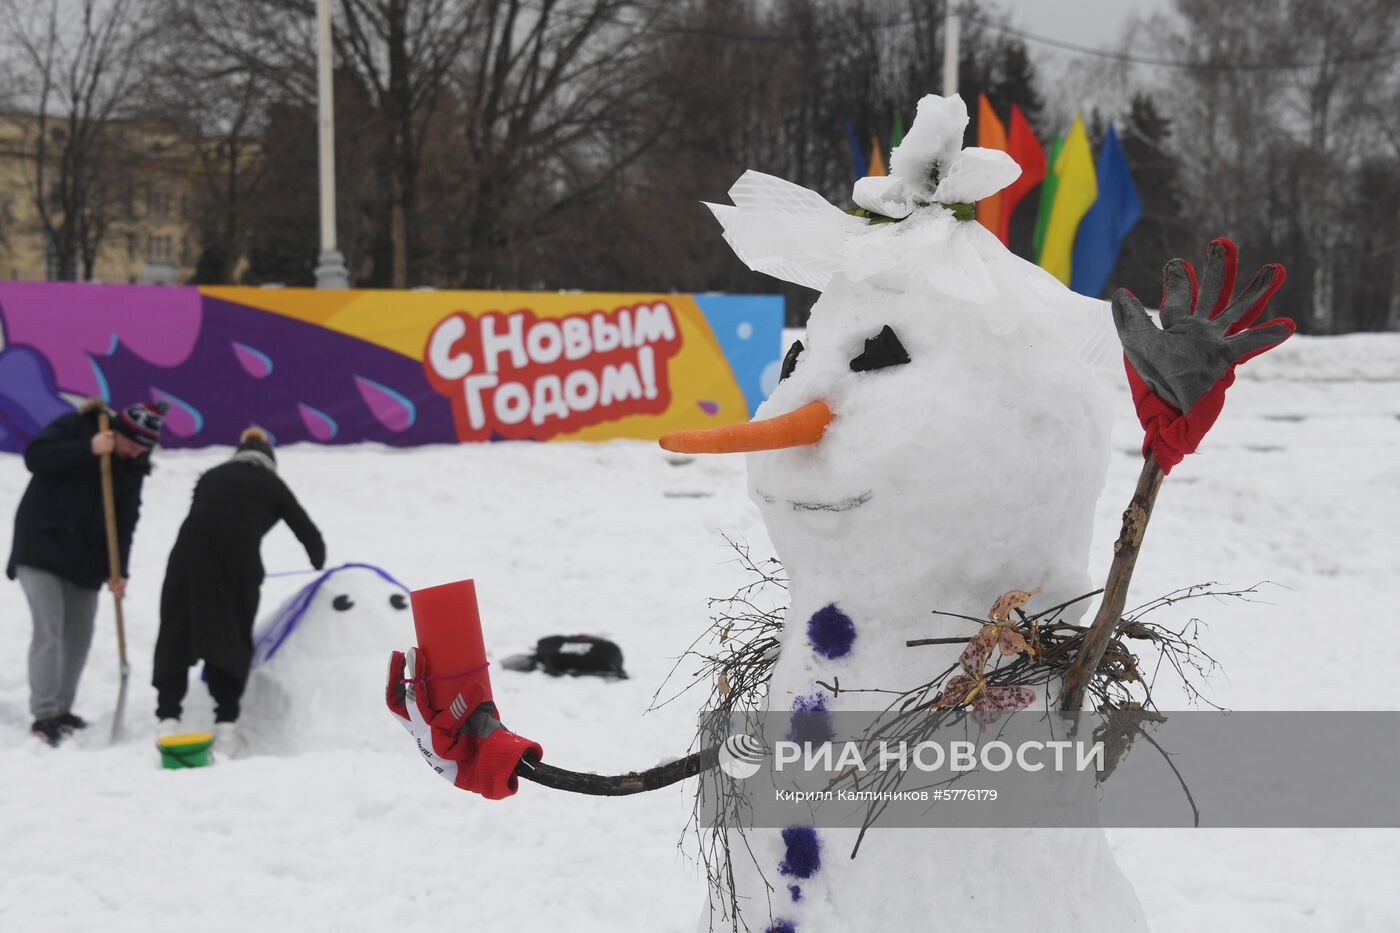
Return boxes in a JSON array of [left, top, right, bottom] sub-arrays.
[[664, 93, 1147, 932], [240, 563, 413, 756]]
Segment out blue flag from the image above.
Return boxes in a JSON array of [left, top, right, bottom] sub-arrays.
[[1070, 123, 1141, 297], [844, 119, 867, 181]]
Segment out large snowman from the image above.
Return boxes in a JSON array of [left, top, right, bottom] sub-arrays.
[[663, 94, 1147, 932]]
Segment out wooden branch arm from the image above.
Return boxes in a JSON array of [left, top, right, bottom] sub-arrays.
[[509, 460, 1168, 786], [514, 745, 720, 796], [1059, 454, 1166, 711]]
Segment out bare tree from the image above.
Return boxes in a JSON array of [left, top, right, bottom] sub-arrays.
[[335, 0, 481, 286], [1277, 0, 1400, 332], [432, 0, 670, 288], [174, 0, 483, 287], [141, 11, 275, 284], [1371, 60, 1400, 330], [1158, 0, 1400, 332], [1, 0, 151, 280]]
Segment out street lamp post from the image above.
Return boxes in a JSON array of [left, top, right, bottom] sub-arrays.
[[313, 0, 348, 288], [943, 4, 960, 96]]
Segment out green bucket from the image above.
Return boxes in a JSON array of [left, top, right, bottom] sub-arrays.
[[157, 732, 215, 769]]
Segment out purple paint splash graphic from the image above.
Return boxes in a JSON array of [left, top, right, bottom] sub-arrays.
[[0, 286, 456, 450], [87, 296, 455, 448]]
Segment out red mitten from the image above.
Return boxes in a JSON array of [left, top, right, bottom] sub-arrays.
[[1112, 238, 1295, 474], [386, 647, 542, 800]]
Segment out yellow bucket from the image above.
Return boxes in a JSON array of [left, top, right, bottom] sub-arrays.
[[157, 732, 215, 769]]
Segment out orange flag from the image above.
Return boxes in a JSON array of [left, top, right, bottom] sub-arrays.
[[868, 135, 886, 176], [999, 103, 1046, 246], [975, 94, 1008, 234]]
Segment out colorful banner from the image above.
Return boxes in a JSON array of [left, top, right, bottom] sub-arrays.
[[0, 283, 783, 452]]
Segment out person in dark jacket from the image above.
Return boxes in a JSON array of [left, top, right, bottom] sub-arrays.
[[8, 399, 166, 746], [153, 427, 325, 750]]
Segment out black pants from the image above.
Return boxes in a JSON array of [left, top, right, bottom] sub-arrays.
[[154, 665, 247, 723]]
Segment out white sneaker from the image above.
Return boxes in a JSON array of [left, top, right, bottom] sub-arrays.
[[214, 721, 240, 760], [158, 718, 182, 738]]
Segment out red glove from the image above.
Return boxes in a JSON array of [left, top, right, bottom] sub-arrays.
[[1124, 363, 1229, 474], [1111, 238, 1295, 474], [386, 647, 542, 800]]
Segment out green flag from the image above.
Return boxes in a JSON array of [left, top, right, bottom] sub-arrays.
[[1032, 132, 1064, 262], [890, 112, 905, 149]]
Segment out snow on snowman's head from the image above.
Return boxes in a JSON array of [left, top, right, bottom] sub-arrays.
[[668, 94, 1117, 609], [252, 563, 414, 667]]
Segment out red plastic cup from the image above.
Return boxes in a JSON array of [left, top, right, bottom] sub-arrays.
[[409, 579, 495, 712]]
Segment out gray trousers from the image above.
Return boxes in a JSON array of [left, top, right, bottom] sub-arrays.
[[17, 565, 99, 720]]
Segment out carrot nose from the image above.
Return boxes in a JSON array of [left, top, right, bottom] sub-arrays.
[[659, 400, 833, 454]]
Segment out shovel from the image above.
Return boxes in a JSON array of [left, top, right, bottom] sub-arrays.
[[97, 411, 130, 742]]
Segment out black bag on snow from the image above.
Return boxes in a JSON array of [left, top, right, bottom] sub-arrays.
[[531, 635, 627, 679]]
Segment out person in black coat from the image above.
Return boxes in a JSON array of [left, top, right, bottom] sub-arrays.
[[8, 399, 165, 746], [153, 427, 325, 743]]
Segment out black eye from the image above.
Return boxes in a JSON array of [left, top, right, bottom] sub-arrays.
[[389, 593, 408, 610], [779, 339, 803, 382], [332, 594, 354, 611], [850, 325, 910, 372]]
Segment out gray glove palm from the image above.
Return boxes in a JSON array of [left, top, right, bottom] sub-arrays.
[[1111, 239, 1293, 413]]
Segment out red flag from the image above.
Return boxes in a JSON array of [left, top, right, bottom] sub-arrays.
[[998, 103, 1046, 246]]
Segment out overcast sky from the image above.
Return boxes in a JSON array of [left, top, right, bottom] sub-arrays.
[[998, 0, 1169, 50], [993, 0, 1176, 126]]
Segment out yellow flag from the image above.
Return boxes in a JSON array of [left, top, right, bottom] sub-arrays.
[[868, 135, 886, 176], [1037, 114, 1097, 285], [975, 94, 1007, 234]]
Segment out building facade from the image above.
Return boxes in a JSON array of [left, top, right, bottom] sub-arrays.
[[0, 113, 201, 284]]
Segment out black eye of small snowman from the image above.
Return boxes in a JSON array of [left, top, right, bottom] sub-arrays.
[[849, 325, 910, 373], [332, 594, 354, 612], [779, 339, 804, 382], [389, 593, 408, 610]]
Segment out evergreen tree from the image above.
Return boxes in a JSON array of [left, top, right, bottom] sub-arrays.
[[1108, 93, 1193, 301]]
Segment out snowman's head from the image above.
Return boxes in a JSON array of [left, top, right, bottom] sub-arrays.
[[742, 274, 1110, 606], [669, 94, 1116, 609], [252, 563, 413, 667]]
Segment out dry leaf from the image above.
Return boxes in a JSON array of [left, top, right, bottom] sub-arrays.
[[931, 675, 1036, 727], [984, 685, 1036, 711], [717, 673, 731, 696], [959, 626, 998, 675], [988, 587, 1041, 623], [995, 626, 1032, 658], [931, 673, 981, 709], [970, 686, 1037, 726]]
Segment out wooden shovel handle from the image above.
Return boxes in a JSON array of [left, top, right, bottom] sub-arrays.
[[96, 412, 127, 667]]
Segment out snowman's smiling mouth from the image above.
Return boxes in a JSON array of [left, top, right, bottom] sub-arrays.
[[755, 489, 873, 513]]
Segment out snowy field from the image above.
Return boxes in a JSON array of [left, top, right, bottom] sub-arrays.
[[1, 332, 1397, 932]]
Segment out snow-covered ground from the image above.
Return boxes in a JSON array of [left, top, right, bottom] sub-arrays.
[[1, 333, 1397, 932]]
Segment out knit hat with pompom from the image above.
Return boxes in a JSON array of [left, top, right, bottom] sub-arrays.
[[237, 426, 276, 463], [115, 400, 169, 448]]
